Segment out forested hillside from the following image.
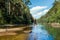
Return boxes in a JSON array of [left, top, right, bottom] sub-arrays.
[[37, 1, 60, 40], [0, 0, 34, 25], [38, 1, 60, 23]]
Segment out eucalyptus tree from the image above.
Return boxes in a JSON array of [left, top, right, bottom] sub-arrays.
[[38, 0, 60, 23], [0, 0, 34, 24]]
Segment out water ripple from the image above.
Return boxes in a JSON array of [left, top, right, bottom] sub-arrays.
[[28, 24, 54, 40]]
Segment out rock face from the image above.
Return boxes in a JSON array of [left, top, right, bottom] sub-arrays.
[[0, 0, 34, 25], [38, 1, 60, 23]]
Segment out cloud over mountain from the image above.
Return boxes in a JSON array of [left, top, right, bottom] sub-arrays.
[[30, 6, 49, 19]]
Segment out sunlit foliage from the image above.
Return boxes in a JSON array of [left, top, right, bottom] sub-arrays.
[[38, 1, 60, 23]]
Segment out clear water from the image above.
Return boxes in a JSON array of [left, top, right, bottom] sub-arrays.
[[28, 24, 54, 40]]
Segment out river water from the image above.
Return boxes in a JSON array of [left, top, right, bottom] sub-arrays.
[[28, 24, 54, 40]]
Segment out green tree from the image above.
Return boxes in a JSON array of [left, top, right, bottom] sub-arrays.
[[0, 0, 34, 24], [38, 1, 60, 23]]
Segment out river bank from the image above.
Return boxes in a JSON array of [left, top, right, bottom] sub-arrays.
[[0, 25, 32, 40], [0, 33, 29, 40]]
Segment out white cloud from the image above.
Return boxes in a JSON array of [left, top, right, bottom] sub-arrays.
[[30, 6, 47, 14], [30, 6, 49, 19], [33, 9, 49, 19]]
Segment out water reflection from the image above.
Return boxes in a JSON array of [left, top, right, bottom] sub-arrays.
[[28, 24, 54, 40]]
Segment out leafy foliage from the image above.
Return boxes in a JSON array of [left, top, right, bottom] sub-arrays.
[[38, 1, 60, 23], [0, 0, 34, 25]]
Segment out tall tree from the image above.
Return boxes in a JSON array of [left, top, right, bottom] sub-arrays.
[[0, 0, 34, 24], [38, 1, 60, 23]]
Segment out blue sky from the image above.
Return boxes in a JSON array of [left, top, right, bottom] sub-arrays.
[[29, 0, 55, 19]]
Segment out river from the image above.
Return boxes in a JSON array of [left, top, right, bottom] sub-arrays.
[[28, 24, 54, 40]]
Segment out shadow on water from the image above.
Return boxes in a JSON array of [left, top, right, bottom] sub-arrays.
[[28, 24, 54, 40]]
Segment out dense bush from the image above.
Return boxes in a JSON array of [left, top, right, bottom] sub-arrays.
[[0, 0, 34, 25]]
